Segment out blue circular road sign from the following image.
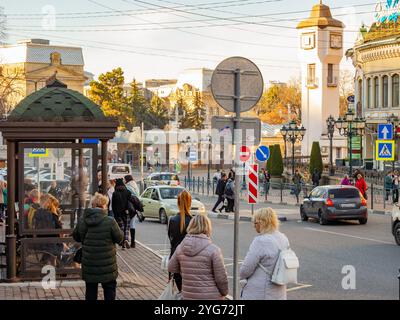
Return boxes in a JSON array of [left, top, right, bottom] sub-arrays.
[[255, 145, 270, 162]]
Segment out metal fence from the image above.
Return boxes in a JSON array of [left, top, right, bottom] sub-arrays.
[[183, 176, 394, 212]]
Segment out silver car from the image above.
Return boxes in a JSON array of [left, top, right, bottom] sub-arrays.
[[140, 186, 206, 224]]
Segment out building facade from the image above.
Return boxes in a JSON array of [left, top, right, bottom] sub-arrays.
[[0, 39, 87, 114], [347, 11, 400, 169]]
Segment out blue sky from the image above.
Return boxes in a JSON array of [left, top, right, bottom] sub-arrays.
[[1, 0, 380, 83]]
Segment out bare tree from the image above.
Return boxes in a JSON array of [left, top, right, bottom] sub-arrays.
[[0, 66, 24, 118]]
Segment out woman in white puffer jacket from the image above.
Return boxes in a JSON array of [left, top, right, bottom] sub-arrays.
[[240, 207, 290, 300]]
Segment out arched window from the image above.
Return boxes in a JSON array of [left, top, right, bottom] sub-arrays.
[[383, 75, 389, 108], [374, 77, 379, 108], [367, 78, 372, 108], [393, 74, 399, 107]]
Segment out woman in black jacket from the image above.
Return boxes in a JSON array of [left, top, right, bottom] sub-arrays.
[[167, 190, 192, 292], [111, 178, 131, 249]]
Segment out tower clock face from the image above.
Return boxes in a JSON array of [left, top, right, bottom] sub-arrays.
[[330, 34, 342, 49]]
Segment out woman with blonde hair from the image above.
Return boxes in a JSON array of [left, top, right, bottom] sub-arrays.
[[240, 207, 290, 300], [73, 193, 123, 300], [167, 189, 193, 292], [32, 193, 62, 230], [168, 214, 228, 300]]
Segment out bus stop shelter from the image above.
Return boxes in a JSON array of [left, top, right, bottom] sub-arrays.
[[0, 77, 118, 281]]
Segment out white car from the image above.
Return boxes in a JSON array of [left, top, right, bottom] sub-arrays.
[[392, 203, 400, 245], [98, 163, 133, 180], [140, 186, 206, 224]]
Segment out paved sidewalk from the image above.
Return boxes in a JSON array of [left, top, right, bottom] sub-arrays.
[[0, 221, 167, 300]]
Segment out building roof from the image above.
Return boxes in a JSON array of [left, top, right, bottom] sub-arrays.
[[0, 40, 84, 65], [297, 1, 344, 29], [8, 78, 106, 122]]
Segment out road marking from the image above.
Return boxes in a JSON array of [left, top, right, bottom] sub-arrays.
[[287, 283, 313, 292], [304, 227, 394, 245]]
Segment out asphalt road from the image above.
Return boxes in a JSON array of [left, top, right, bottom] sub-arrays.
[[135, 201, 400, 300]]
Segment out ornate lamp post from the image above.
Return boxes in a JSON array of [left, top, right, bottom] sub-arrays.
[[181, 136, 192, 181], [387, 113, 400, 171], [281, 120, 306, 176], [280, 125, 288, 167], [335, 110, 366, 176], [326, 115, 336, 176]]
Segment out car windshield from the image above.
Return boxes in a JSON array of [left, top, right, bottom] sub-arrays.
[[160, 174, 179, 181], [159, 188, 184, 199], [328, 188, 360, 199], [111, 166, 130, 174]]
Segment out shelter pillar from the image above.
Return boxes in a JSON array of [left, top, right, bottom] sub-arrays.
[[6, 140, 16, 281], [101, 140, 108, 195]]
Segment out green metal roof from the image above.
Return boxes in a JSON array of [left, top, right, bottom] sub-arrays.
[[8, 86, 106, 122]]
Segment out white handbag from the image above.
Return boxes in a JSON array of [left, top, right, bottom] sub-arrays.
[[270, 248, 299, 285], [158, 280, 181, 300], [161, 220, 170, 272], [257, 237, 299, 286]]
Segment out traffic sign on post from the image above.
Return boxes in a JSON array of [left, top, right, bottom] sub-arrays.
[[240, 146, 251, 162], [376, 140, 395, 161], [188, 150, 197, 162], [255, 145, 270, 162], [211, 57, 264, 300], [378, 124, 393, 140], [248, 164, 258, 204]]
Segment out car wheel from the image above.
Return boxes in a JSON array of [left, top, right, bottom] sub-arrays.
[[358, 218, 368, 225], [159, 209, 168, 225], [319, 210, 328, 225], [394, 222, 400, 246], [300, 206, 308, 222]]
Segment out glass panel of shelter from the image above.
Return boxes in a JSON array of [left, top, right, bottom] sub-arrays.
[[18, 144, 98, 236]]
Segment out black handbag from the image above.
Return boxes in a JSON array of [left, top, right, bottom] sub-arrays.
[[136, 211, 145, 223]]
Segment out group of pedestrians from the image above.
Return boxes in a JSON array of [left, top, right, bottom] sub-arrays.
[[166, 189, 292, 300], [340, 171, 368, 199], [384, 170, 400, 203], [212, 171, 235, 213], [72, 173, 143, 300]]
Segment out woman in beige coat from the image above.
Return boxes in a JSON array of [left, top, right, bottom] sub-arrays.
[[168, 214, 228, 300]]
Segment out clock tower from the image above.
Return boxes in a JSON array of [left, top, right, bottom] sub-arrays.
[[297, 1, 345, 157]]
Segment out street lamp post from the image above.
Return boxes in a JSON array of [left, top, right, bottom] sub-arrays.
[[335, 110, 366, 177], [207, 134, 212, 183], [387, 113, 400, 171], [326, 115, 336, 176], [281, 120, 306, 176]]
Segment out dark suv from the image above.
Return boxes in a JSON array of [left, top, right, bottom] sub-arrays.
[[300, 185, 368, 225]]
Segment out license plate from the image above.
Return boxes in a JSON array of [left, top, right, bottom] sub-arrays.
[[341, 203, 356, 208]]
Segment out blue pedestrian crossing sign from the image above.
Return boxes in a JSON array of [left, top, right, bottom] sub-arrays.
[[255, 145, 270, 162], [376, 140, 395, 161], [378, 124, 393, 140]]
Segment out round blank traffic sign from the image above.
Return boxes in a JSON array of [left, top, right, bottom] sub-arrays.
[[211, 56, 264, 113]]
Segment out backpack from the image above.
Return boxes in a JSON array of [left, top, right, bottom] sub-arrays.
[[225, 181, 234, 197], [258, 237, 299, 286]]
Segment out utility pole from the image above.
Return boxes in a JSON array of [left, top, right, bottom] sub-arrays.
[[141, 122, 144, 188]]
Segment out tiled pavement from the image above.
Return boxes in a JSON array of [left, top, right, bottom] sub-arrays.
[[0, 220, 167, 300]]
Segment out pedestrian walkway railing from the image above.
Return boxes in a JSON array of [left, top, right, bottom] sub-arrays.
[[183, 176, 394, 212]]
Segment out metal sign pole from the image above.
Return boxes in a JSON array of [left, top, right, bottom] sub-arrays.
[[233, 69, 241, 300]]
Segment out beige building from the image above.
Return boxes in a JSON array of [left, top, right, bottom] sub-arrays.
[[0, 39, 86, 114], [346, 9, 400, 169]]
